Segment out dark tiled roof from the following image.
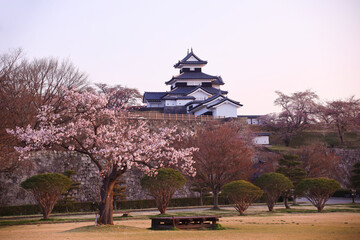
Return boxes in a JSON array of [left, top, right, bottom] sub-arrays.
[[185, 100, 204, 106], [207, 98, 243, 108], [188, 94, 225, 112], [214, 76, 224, 85], [165, 72, 225, 85], [189, 95, 243, 112], [174, 50, 207, 68], [255, 132, 270, 136], [143, 92, 167, 102]]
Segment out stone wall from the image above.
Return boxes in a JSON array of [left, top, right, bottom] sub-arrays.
[[0, 151, 196, 206], [333, 148, 360, 187], [1, 147, 359, 207]]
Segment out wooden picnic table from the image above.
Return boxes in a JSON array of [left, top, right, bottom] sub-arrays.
[[150, 215, 221, 230]]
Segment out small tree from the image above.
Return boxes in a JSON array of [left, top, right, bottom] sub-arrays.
[[190, 121, 254, 209], [222, 180, 263, 215], [299, 144, 340, 179], [350, 162, 360, 203], [141, 168, 186, 214], [59, 170, 80, 212], [255, 172, 293, 212], [276, 154, 306, 207], [296, 178, 341, 212], [21, 173, 72, 219]]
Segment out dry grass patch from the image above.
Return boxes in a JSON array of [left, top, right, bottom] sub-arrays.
[[0, 212, 359, 240]]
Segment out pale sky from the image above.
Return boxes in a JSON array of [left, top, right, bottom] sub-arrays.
[[1, 0, 359, 114]]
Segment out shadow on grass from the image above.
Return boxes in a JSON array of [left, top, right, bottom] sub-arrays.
[[64, 224, 141, 233]]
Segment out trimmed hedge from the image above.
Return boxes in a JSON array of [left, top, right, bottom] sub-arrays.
[[0, 197, 232, 217], [332, 189, 352, 197], [6, 190, 350, 217]]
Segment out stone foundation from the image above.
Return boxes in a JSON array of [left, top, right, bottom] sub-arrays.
[[0, 148, 358, 206], [0, 151, 196, 206]]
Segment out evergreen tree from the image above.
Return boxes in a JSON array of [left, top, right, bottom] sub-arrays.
[[141, 168, 186, 214], [21, 173, 72, 219], [190, 181, 211, 206], [276, 154, 306, 208], [255, 172, 293, 212], [59, 170, 80, 212], [350, 162, 360, 203]]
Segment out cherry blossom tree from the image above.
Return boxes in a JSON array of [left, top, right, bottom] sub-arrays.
[[261, 90, 318, 146], [317, 96, 360, 146], [8, 89, 196, 225]]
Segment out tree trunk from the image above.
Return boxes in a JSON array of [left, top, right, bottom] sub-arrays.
[[339, 132, 344, 146], [212, 190, 219, 210], [37, 194, 57, 220], [284, 196, 290, 209], [317, 205, 323, 212], [98, 176, 118, 225], [284, 136, 291, 147], [41, 206, 51, 220], [156, 195, 170, 214], [200, 191, 203, 206], [267, 202, 274, 212]]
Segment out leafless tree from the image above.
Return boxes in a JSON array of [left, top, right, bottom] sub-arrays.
[[299, 144, 341, 179], [95, 83, 142, 108], [0, 48, 88, 173], [189, 121, 254, 209]]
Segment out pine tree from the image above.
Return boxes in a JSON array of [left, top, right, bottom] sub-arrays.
[[350, 162, 360, 203], [276, 154, 306, 208], [59, 170, 80, 212], [190, 181, 211, 206]]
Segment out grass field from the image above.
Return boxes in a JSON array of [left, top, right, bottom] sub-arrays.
[[0, 212, 359, 240], [1, 204, 359, 240]]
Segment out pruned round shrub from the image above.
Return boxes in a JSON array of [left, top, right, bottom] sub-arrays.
[[254, 172, 293, 212], [21, 173, 72, 219], [222, 180, 263, 215], [141, 168, 186, 214], [296, 177, 341, 212]]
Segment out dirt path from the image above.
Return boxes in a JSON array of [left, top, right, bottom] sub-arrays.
[[1, 212, 359, 240]]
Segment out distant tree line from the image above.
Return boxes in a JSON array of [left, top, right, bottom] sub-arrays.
[[260, 90, 360, 147]]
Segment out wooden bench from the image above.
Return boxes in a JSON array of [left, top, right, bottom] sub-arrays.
[[150, 215, 221, 230]]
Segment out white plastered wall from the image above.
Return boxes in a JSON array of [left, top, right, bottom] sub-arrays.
[[253, 136, 270, 145], [147, 101, 165, 108], [176, 99, 192, 106], [165, 100, 176, 106], [212, 102, 238, 117]]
